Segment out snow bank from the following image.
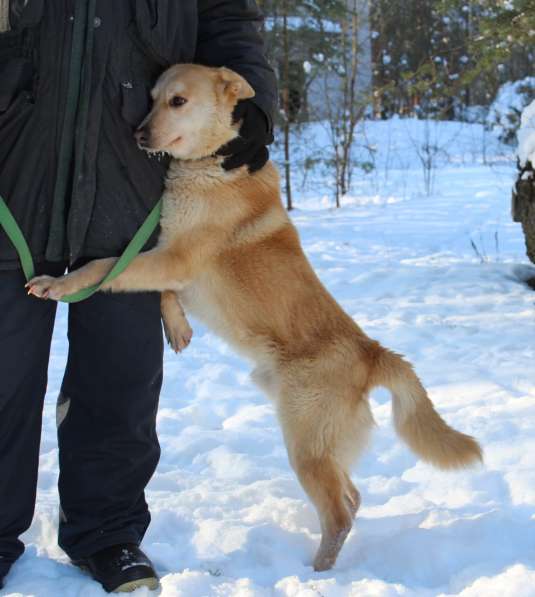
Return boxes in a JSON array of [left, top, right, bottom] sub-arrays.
[[518, 100, 535, 168], [487, 77, 535, 144], [271, 116, 511, 208]]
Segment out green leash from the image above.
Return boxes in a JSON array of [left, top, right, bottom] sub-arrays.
[[0, 194, 161, 303]]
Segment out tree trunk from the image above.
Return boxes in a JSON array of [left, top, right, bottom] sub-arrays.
[[514, 177, 535, 265]]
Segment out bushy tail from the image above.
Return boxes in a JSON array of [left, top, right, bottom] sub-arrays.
[[371, 349, 483, 469]]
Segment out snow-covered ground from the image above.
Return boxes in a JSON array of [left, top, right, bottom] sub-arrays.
[[4, 120, 535, 596]]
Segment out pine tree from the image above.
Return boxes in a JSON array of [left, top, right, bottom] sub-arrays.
[[370, 0, 535, 119]]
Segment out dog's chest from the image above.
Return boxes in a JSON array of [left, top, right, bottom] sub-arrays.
[[180, 273, 258, 360], [159, 187, 207, 242], [180, 273, 230, 334]]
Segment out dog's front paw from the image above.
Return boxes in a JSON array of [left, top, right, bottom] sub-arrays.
[[164, 316, 193, 353], [161, 291, 193, 353], [27, 275, 68, 300]]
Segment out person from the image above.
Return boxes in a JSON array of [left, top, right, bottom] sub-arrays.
[[0, 1, 276, 592]]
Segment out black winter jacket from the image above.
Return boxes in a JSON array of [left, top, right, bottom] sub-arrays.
[[0, 0, 276, 269]]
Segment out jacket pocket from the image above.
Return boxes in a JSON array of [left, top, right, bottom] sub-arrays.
[[120, 80, 151, 129], [132, 0, 197, 67], [0, 1, 44, 113], [120, 22, 167, 129], [0, 55, 33, 112]]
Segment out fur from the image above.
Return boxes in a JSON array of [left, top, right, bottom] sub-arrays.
[[28, 64, 483, 571]]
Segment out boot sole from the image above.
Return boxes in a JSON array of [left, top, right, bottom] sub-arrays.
[[73, 562, 159, 593], [113, 577, 160, 593]]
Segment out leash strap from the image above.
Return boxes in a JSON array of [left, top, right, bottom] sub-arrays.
[[0, 193, 161, 303]]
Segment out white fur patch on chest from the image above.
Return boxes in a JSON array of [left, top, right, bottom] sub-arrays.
[[158, 189, 207, 244]]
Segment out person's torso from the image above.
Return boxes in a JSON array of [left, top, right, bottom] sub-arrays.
[[0, 0, 199, 267]]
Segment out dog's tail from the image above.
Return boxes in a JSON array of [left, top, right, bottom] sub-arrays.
[[370, 349, 483, 469]]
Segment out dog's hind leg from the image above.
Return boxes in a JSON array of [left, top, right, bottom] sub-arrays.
[[293, 454, 357, 571], [277, 383, 372, 571], [342, 471, 361, 519]]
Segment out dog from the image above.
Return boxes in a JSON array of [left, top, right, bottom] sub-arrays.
[[28, 63, 483, 572]]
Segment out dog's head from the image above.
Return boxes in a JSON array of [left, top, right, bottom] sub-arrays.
[[135, 63, 255, 160]]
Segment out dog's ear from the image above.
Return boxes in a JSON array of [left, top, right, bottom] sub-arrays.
[[217, 67, 255, 101]]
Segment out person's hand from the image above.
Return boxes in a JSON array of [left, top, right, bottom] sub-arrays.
[[217, 100, 273, 173]]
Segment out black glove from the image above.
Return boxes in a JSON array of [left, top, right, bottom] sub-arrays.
[[217, 100, 274, 173]]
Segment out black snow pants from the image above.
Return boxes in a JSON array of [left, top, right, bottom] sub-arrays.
[[0, 264, 163, 577]]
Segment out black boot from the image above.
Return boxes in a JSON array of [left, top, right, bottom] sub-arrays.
[[74, 544, 159, 593]]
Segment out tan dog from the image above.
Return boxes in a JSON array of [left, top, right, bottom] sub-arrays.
[[28, 64, 482, 572]]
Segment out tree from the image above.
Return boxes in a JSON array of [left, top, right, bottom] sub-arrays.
[[317, 0, 371, 204], [264, 0, 369, 208], [370, 0, 535, 120]]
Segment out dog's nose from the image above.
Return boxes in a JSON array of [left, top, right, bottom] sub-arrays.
[[135, 127, 150, 148]]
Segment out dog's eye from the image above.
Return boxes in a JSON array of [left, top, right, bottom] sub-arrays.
[[170, 96, 187, 108]]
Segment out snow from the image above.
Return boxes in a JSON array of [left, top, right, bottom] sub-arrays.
[[489, 78, 535, 120], [518, 100, 535, 167], [273, 117, 511, 203], [264, 16, 342, 34], [486, 77, 535, 143], [3, 119, 535, 596]]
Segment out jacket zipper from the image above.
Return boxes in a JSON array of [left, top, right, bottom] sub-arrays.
[[45, 0, 89, 262]]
